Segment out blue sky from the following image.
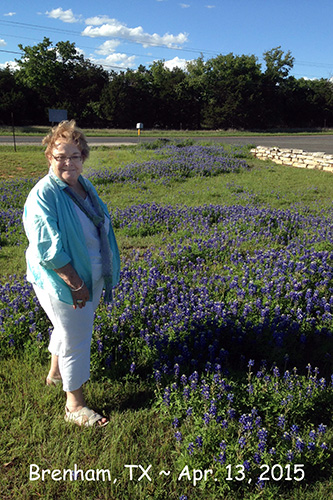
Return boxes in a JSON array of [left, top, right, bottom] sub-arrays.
[[0, 0, 332, 80]]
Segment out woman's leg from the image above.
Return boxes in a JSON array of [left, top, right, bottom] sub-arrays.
[[34, 279, 106, 424], [46, 354, 62, 385], [65, 386, 108, 426]]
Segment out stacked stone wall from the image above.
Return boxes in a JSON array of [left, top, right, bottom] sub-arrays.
[[250, 146, 333, 173]]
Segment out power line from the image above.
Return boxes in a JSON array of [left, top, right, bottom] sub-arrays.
[[1, 19, 333, 76]]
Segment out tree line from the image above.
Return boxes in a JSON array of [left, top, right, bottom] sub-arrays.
[[1, 37, 333, 130]]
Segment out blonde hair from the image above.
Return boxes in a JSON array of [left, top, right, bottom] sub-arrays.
[[42, 120, 90, 161]]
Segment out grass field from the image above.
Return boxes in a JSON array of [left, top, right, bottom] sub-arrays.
[[0, 141, 332, 500], [1, 126, 333, 137]]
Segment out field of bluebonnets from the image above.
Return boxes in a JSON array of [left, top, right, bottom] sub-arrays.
[[0, 141, 332, 499]]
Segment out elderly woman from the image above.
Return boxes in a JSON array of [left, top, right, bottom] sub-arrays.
[[23, 120, 120, 427]]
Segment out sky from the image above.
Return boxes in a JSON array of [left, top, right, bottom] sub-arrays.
[[0, 0, 333, 80]]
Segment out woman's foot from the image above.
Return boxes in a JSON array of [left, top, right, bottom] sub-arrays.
[[65, 406, 109, 427], [47, 354, 61, 385], [46, 372, 62, 386]]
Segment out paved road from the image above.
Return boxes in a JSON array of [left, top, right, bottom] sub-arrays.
[[1, 135, 333, 154]]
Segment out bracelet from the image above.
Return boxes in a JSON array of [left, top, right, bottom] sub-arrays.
[[69, 280, 85, 292]]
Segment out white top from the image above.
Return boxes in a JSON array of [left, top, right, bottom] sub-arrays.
[[72, 196, 110, 283]]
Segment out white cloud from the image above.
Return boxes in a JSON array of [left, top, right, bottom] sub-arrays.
[[82, 18, 188, 49], [0, 39, 7, 47], [85, 15, 115, 26], [90, 53, 136, 70], [164, 56, 190, 71], [46, 8, 80, 23], [206, 5, 216, 8], [96, 40, 121, 55], [4, 12, 16, 17], [0, 60, 19, 71], [180, 3, 190, 7]]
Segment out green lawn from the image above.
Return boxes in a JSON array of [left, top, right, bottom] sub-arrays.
[[0, 142, 332, 500]]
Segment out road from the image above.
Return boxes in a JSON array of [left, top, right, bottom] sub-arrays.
[[1, 135, 333, 154]]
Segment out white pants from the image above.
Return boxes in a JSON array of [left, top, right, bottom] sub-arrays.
[[34, 278, 104, 392]]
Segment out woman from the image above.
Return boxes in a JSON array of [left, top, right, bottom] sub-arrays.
[[23, 120, 120, 427]]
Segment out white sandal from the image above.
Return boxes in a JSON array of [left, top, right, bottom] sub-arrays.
[[46, 374, 62, 386], [64, 406, 109, 427]]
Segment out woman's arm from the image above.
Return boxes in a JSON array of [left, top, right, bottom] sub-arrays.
[[54, 263, 90, 309]]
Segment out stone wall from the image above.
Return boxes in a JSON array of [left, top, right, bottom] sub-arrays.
[[250, 146, 333, 173]]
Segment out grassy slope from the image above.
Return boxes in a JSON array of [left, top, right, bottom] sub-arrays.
[[0, 143, 332, 500]]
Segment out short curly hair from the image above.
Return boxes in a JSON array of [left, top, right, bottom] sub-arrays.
[[42, 120, 90, 161]]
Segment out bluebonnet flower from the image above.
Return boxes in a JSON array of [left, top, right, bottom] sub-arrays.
[[183, 387, 190, 400], [238, 437, 246, 448], [221, 419, 228, 429], [309, 430, 316, 440], [163, 387, 171, 406], [278, 415, 286, 428], [174, 431, 182, 442], [317, 424, 327, 434], [286, 450, 294, 461], [219, 440, 227, 451], [290, 424, 299, 436], [129, 362, 136, 374], [258, 427, 268, 442], [195, 436, 203, 448], [318, 378, 326, 389], [203, 413, 210, 425], [187, 442, 195, 455], [217, 452, 226, 464], [256, 478, 265, 489], [172, 418, 179, 428], [243, 460, 250, 471], [227, 408, 236, 419], [295, 438, 305, 453]]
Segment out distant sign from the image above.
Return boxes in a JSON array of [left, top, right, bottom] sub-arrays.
[[136, 123, 144, 129], [48, 109, 68, 123]]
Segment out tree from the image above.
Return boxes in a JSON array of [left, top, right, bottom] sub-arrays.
[[261, 47, 295, 128], [199, 53, 263, 129], [263, 46, 294, 82], [15, 37, 109, 125]]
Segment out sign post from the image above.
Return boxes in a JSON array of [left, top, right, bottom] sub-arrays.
[[48, 109, 68, 126], [136, 123, 143, 141]]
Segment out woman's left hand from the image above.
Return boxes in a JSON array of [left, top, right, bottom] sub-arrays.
[[71, 283, 90, 309]]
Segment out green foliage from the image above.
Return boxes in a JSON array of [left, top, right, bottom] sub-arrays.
[[155, 363, 332, 496], [2, 38, 333, 129], [1, 144, 333, 499]]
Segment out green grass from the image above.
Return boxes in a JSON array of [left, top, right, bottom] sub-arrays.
[[1, 125, 333, 137], [1, 352, 331, 500], [1, 144, 332, 499]]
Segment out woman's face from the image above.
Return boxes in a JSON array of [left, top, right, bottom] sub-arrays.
[[48, 141, 84, 186]]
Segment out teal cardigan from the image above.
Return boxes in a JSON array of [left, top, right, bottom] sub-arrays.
[[23, 170, 120, 304]]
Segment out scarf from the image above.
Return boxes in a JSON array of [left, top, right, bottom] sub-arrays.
[[64, 183, 114, 303]]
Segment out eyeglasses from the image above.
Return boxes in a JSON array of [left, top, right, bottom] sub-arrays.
[[51, 154, 82, 163]]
